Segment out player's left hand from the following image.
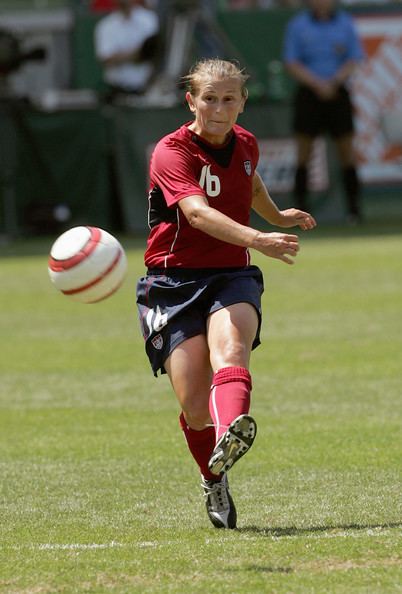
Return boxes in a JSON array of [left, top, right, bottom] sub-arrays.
[[278, 208, 317, 231]]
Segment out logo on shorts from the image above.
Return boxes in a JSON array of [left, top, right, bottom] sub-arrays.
[[145, 305, 168, 335], [244, 160, 252, 176], [151, 334, 164, 350]]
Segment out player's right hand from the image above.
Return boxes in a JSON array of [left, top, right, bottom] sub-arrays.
[[313, 80, 338, 101], [253, 231, 300, 265]]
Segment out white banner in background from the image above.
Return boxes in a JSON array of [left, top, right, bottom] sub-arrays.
[[257, 137, 329, 194]]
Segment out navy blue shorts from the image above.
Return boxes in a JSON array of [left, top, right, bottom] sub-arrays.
[[136, 266, 264, 376], [293, 84, 354, 139]]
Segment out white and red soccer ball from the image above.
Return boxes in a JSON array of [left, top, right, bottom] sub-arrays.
[[48, 226, 127, 303]]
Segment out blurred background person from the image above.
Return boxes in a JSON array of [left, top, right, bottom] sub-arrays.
[[283, 0, 365, 223], [90, 0, 118, 11], [94, 0, 160, 101]]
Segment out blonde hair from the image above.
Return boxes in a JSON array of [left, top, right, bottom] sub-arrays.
[[183, 59, 249, 99]]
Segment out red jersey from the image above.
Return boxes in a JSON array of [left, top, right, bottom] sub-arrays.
[[144, 123, 259, 269]]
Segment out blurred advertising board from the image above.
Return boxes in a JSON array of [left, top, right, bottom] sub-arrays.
[[353, 14, 402, 184], [256, 138, 329, 194]]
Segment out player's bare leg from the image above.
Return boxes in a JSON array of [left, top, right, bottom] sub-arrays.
[[294, 133, 314, 211], [335, 133, 362, 222], [165, 335, 237, 528], [165, 334, 211, 431], [207, 302, 257, 372], [206, 303, 258, 475], [334, 133, 355, 168]]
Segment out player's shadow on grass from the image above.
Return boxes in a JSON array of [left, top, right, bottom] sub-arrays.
[[237, 521, 402, 538], [223, 565, 294, 574]]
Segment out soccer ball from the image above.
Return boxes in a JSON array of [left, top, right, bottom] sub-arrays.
[[48, 226, 127, 303]]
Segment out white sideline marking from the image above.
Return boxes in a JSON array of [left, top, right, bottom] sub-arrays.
[[38, 541, 124, 550], [37, 541, 158, 550], [1, 541, 158, 551]]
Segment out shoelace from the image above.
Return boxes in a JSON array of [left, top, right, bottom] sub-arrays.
[[202, 478, 230, 512]]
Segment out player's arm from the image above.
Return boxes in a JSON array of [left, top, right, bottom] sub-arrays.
[[330, 59, 360, 88], [283, 20, 321, 90], [99, 47, 142, 67], [99, 35, 160, 67], [331, 20, 365, 87], [252, 171, 316, 231], [94, 25, 140, 67], [178, 194, 300, 265], [285, 60, 325, 92], [285, 61, 341, 100]]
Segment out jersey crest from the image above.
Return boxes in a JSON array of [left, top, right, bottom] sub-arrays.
[[244, 160, 252, 176], [151, 334, 164, 350]]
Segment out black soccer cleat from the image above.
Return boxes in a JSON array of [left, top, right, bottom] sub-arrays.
[[201, 474, 237, 529], [208, 414, 257, 475]]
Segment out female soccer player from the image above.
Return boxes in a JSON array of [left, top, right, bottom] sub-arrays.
[[136, 59, 316, 529]]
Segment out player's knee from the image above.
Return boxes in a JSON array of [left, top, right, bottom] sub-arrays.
[[213, 339, 249, 369], [182, 406, 210, 430]]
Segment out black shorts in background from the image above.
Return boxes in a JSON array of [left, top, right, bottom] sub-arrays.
[[136, 266, 264, 376], [293, 84, 355, 138]]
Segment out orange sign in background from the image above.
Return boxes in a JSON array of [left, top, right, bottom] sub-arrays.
[[353, 15, 402, 183]]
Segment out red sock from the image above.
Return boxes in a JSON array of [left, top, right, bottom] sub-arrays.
[[179, 413, 220, 481], [209, 366, 252, 442]]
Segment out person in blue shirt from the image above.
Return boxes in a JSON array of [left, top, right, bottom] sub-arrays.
[[283, 0, 365, 223]]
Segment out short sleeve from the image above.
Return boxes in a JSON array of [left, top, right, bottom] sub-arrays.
[[283, 17, 302, 64], [150, 139, 206, 207], [346, 16, 365, 62], [252, 135, 259, 170], [94, 20, 109, 59]]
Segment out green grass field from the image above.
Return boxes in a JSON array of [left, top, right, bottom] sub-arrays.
[[0, 223, 401, 593]]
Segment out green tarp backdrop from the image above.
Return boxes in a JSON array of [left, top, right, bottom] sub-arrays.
[[1, 101, 398, 237], [0, 107, 112, 235]]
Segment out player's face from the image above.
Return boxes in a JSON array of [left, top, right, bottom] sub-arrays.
[[186, 78, 246, 145], [118, 0, 141, 9], [309, 0, 336, 17]]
